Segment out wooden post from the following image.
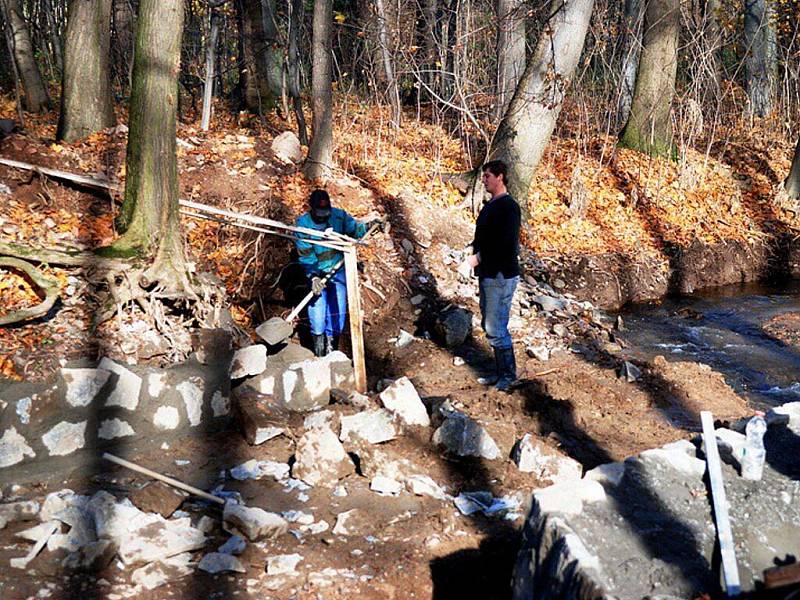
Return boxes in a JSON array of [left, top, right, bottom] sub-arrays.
[[344, 245, 367, 393]]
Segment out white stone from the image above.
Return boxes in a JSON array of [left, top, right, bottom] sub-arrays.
[[147, 372, 167, 398], [131, 553, 193, 590], [339, 409, 397, 444], [15, 397, 31, 424], [177, 379, 204, 426], [17, 520, 60, 541], [370, 475, 403, 496], [0, 427, 35, 467], [512, 433, 582, 483], [40, 489, 82, 522], [0, 500, 40, 522], [211, 391, 230, 417], [99, 358, 141, 410], [281, 510, 314, 525], [98, 418, 135, 440], [267, 553, 303, 575], [715, 428, 746, 462], [771, 401, 800, 433], [223, 502, 288, 541], [229, 345, 268, 379], [118, 519, 206, 565], [640, 440, 705, 477], [292, 427, 353, 487], [253, 426, 283, 445], [61, 368, 110, 407], [199, 552, 246, 573], [281, 359, 331, 412], [230, 459, 261, 480], [583, 461, 626, 487], [304, 409, 336, 430], [432, 412, 500, 460], [42, 421, 86, 456], [271, 131, 303, 164], [405, 474, 447, 500], [332, 509, 369, 536], [379, 377, 430, 426], [153, 406, 180, 430], [533, 479, 607, 517], [323, 351, 356, 390]]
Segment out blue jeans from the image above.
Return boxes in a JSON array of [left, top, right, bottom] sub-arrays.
[[307, 269, 348, 337], [479, 274, 518, 349]]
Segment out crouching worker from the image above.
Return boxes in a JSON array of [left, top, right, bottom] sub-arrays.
[[295, 189, 382, 356]]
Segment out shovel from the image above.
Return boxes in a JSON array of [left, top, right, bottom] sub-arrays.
[[257, 222, 381, 345]]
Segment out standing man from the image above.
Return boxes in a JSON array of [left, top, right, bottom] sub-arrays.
[[464, 160, 521, 391], [295, 189, 381, 356]]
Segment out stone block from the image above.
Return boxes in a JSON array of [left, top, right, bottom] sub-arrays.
[[292, 426, 353, 487], [266, 553, 303, 575], [153, 406, 180, 430], [512, 433, 583, 483], [324, 351, 356, 391], [118, 519, 206, 565], [432, 411, 500, 459], [0, 427, 35, 467], [98, 418, 135, 440], [99, 357, 141, 410], [60, 368, 110, 408], [280, 358, 331, 412], [42, 421, 86, 456], [339, 409, 397, 444], [229, 345, 268, 379], [235, 395, 286, 445], [435, 307, 473, 347], [223, 502, 288, 541], [130, 482, 187, 518], [271, 131, 303, 164], [61, 539, 116, 571], [177, 378, 204, 426], [533, 479, 607, 517], [379, 377, 430, 426], [199, 552, 246, 573], [583, 461, 625, 487]]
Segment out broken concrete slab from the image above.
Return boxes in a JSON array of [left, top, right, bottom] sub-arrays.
[[292, 426, 353, 487], [339, 409, 397, 444], [229, 345, 268, 379], [223, 502, 288, 541], [379, 377, 430, 426], [99, 357, 141, 410], [129, 481, 187, 518]]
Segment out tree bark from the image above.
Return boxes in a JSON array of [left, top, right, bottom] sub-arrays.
[[2, 0, 49, 112], [303, 0, 333, 180], [619, 0, 680, 159], [744, 0, 777, 117], [374, 0, 401, 126], [201, 9, 220, 131], [786, 136, 800, 199], [237, 0, 281, 114], [112, 0, 134, 91], [57, 0, 115, 142], [476, 0, 595, 219], [42, 0, 62, 72], [113, 0, 184, 276], [495, 0, 526, 119], [618, 0, 644, 125], [287, 0, 307, 144]]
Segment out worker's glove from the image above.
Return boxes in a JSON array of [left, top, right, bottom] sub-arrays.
[[311, 276, 325, 295]]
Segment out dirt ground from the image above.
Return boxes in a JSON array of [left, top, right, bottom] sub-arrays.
[[0, 123, 755, 599]]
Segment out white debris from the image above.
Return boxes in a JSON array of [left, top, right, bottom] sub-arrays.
[[370, 475, 404, 496], [405, 474, 448, 500]]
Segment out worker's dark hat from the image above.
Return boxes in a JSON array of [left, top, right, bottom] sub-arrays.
[[309, 189, 332, 221]]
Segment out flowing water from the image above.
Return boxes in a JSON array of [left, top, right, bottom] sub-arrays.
[[620, 280, 800, 409]]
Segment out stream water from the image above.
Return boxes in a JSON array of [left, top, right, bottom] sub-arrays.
[[619, 280, 800, 410]]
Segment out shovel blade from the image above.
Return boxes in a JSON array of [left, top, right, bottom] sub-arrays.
[[256, 317, 295, 346]]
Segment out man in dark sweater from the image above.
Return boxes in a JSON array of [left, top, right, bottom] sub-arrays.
[[464, 159, 521, 391]]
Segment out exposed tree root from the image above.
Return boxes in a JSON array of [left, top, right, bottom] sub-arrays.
[[0, 257, 60, 325]]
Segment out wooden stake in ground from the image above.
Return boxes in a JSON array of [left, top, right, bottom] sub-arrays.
[[700, 410, 741, 597], [344, 245, 367, 393]]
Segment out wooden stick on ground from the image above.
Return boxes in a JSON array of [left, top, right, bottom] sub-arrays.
[[102, 452, 225, 505], [700, 411, 741, 597]]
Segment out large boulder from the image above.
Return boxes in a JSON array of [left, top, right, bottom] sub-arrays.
[[271, 131, 303, 165], [435, 307, 473, 347], [379, 377, 430, 426], [432, 408, 500, 460]]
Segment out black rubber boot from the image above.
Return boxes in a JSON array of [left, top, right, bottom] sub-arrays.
[[312, 334, 326, 357], [495, 346, 517, 392]]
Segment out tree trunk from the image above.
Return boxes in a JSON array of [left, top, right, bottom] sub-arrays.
[[237, 0, 281, 114], [112, 0, 134, 91], [704, 0, 723, 89], [287, 0, 307, 144], [619, 0, 680, 159], [42, 0, 62, 72], [786, 137, 800, 199], [303, 0, 333, 180], [421, 0, 440, 101], [374, 0, 401, 126], [744, 0, 777, 117], [475, 0, 594, 219], [113, 0, 185, 279], [57, 0, 115, 142], [201, 9, 220, 131], [2, 0, 49, 112], [618, 0, 644, 125], [495, 0, 525, 119]]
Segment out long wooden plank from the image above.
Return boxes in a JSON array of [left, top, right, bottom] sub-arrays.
[[344, 246, 367, 393], [0, 157, 119, 191], [700, 411, 741, 597]]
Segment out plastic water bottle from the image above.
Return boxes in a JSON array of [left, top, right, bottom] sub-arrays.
[[741, 411, 767, 481]]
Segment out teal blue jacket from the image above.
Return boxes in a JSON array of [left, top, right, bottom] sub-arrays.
[[295, 208, 367, 277]]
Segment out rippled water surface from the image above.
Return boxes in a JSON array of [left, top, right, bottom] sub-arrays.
[[620, 280, 800, 408]]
